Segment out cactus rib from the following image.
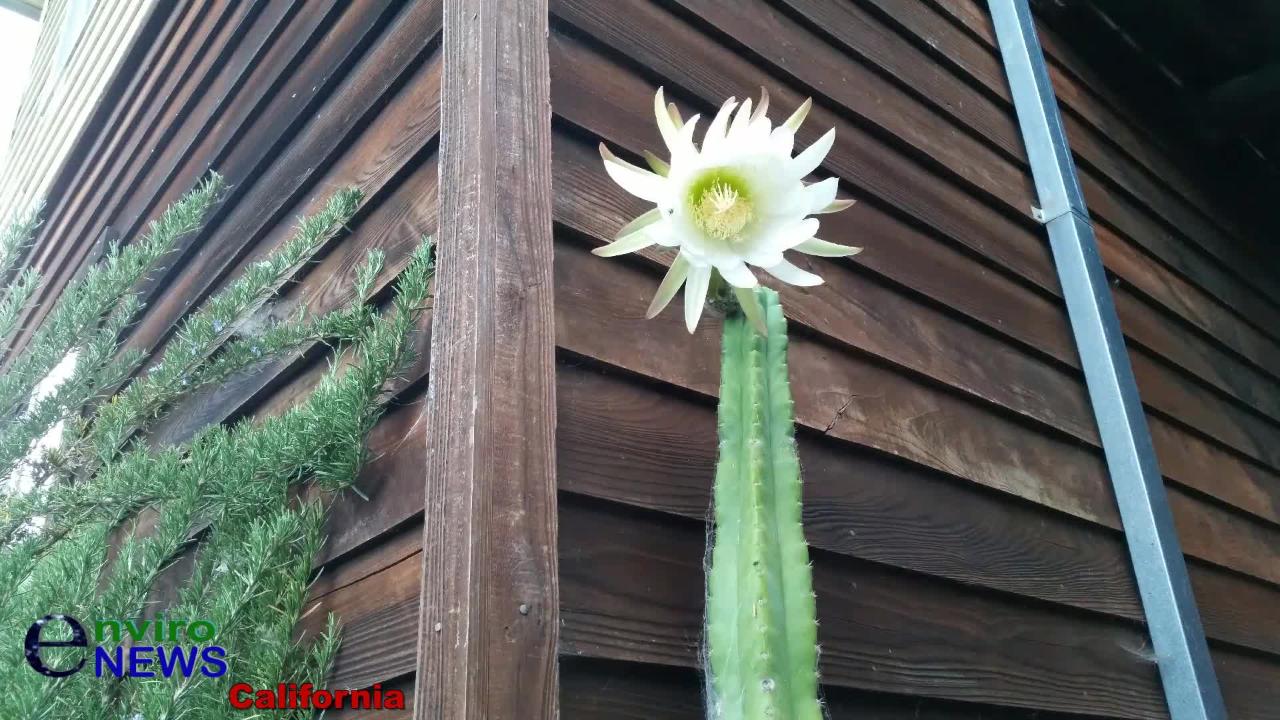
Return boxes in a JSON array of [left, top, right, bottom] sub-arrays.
[[706, 288, 821, 720]]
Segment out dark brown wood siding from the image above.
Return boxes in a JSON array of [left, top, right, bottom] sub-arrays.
[[550, 1, 1280, 718], [8, 0, 1279, 718]]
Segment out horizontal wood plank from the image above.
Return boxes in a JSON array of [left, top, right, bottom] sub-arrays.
[[152, 143, 440, 448], [922, 0, 1280, 314], [550, 0, 1061, 293], [552, 128, 1280, 526], [557, 361, 1280, 656], [780, 0, 1280, 399], [558, 495, 1168, 719], [60, 0, 295, 266], [1112, 287, 1280, 427], [665, 0, 1036, 216], [1098, 221, 1280, 380], [780, 0, 1202, 282], [871, 0, 1280, 371], [547, 7, 1280, 481], [105, 0, 335, 243], [918, 0, 1219, 225], [561, 657, 1098, 719], [553, 236, 1280, 585], [602, 0, 1280, 366], [561, 495, 1280, 719], [120, 1, 441, 367], [301, 536, 422, 689]]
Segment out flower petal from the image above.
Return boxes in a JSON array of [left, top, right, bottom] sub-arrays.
[[703, 97, 737, 156], [816, 197, 857, 214], [734, 286, 768, 335], [771, 217, 821, 253], [652, 226, 682, 247], [646, 254, 691, 318], [793, 238, 862, 257], [769, 125, 795, 158], [802, 178, 839, 214], [765, 258, 824, 287], [728, 97, 753, 141], [790, 128, 835, 180], [717, 259, 758, 289], [747, 118, 772, 146], [655, 87, 687, 155], [673, 114, 702, 165], [615, 207, 663, 240], [593, 231, 657, 258], [600, 144, 667, 202], [643, 150, 670, 177], [750, 87, 770, 124], [667, 102, 684, 130], [746, 247, 783, 269], [782, 97, 813, 132], [684, 264, 713, 332]]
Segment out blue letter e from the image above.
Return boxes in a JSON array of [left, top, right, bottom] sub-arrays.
[[25, 614, 88, 677]]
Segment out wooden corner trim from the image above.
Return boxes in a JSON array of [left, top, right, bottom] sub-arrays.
[[414, 0, 559, 717]]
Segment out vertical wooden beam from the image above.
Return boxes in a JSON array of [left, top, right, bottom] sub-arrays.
[[413, 0, 558, 717]]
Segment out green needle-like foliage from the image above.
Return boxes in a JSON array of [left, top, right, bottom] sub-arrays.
[[706, 288, 821, 720], [0, 178, 434, 719], [0, 206, 41, 344], [0, 175, 224, 426]]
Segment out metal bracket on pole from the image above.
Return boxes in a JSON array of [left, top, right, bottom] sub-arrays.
[[987, 2, 1228, 718]]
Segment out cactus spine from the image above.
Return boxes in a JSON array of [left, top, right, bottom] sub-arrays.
[[706, 287, 821, 720]]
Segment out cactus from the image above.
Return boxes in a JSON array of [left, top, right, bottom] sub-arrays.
[[705, 287, 821, 720]]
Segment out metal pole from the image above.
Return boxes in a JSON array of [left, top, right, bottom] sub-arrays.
[[987, 2, 1228, 718]]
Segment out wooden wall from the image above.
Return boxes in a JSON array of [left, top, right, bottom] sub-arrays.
[[548, 0, 1280, 718], [9, 0, 1280, 718], [5, 1, 443, 715]]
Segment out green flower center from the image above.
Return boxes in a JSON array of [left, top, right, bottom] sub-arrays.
[[688, 169, 754, 244]]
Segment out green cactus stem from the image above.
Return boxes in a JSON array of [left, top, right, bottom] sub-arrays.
[[706, 287, 821, 720]]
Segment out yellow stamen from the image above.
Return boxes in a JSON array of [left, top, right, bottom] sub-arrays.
[[693, 181, 753, 242]]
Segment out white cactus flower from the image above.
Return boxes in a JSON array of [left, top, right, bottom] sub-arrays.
[[595, 87, 860, 332]]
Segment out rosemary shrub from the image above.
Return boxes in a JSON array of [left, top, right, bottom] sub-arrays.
[[0, 175, 432, 719]]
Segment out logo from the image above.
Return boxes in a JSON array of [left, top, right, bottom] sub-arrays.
[[228, 683, 406, 711], [24, 614, 227, 679], [25, 614, 408, 711]]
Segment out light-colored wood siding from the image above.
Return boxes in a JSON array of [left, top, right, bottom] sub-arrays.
[[0, 0, 154, 221]]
